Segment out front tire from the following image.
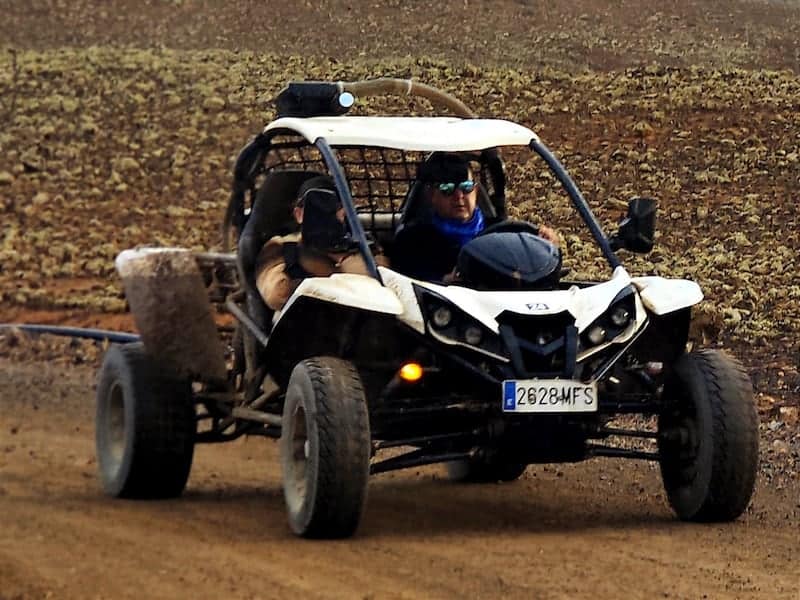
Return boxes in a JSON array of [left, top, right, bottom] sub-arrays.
[[280, 357, 371, 538], [95, 343, 195, 498], [658, 349, 759, 522]]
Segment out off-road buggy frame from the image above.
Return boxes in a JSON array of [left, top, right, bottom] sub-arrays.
[[95, 79, 759, 538]]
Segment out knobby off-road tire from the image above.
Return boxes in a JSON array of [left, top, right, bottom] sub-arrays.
[[658, 349, 759, 522], [445, 455, 527, 483], [95, 343, 195, 499], [280, 357, 371, 538]]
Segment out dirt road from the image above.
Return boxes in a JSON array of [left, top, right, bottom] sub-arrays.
[[1, 359, 797, 600]]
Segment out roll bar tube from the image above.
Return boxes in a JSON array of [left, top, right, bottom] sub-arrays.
[[222, 133, 271, 252], [315, 137, 383, 284], [338, 78, 477, 119], [225, 79, 485, 253], [529, 138, 621, 270]]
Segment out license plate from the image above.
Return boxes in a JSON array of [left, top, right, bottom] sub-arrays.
[[502, 379, 598, 413]]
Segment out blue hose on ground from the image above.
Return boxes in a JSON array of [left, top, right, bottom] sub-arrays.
[[0, 324, 140, 344]]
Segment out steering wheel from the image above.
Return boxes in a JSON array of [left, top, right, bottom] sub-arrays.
[[477, 219, 540, 237]]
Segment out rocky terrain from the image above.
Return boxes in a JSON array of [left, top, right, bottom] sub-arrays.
[[0, 1, 798, 598]]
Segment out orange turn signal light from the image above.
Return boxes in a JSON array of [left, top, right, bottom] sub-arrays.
[[398, 362, 424, 382]]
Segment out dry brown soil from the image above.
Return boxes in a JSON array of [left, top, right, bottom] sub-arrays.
[[1, 1, 799, 599], [1, 356, 798, 600]]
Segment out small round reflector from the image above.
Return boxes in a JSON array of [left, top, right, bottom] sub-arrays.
[[610, 306, 631, 327], [587, 325, 607, 345], [399, 362, 424, 382], [432, 306, 452, 328], [464, 325, 483, 346]]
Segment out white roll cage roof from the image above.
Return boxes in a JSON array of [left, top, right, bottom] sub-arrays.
[[264, 116, 539, 151]]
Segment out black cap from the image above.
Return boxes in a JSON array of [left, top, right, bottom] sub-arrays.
[[296, 174, 337, 207], [299, 176, 352, 252], [416, 153, 471, 184]]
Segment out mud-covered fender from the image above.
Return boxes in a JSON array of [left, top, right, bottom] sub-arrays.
[[115, 247, 227, 383], [631, 276, 703, 316]]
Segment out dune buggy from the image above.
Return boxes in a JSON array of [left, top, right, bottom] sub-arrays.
[[95, 79, 759, 538]]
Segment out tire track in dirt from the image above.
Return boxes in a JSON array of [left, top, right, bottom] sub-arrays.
[[1, 361, 798, 600]]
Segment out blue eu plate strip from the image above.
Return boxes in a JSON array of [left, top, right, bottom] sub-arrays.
[[503, 381, 516, 411]]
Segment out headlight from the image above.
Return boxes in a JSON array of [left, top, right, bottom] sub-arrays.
[[432, 306, 453, 329], [464, 325, 483, 345], [581, 286, 637, 348], [610, 306, 631, 328], [414, 286, 503, 358], [586, 325, 607, 345]]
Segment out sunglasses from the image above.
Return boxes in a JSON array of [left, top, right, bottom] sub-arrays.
[[435, 180, 476, 196]]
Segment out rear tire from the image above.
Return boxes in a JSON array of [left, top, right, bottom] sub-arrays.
[[95, 343, 195, 498], [280, 357, 371, 538], [658, 349, 759, 522], [445, 454, 527, 483]]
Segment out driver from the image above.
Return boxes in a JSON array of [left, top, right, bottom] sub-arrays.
[[255, 175, 387, 311], [391, 153, 559, 281]]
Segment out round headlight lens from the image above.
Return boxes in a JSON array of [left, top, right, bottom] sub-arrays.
[[587, 325, 607, 345], [610, 306, 631, 327], [464, 325, 483, 346], [432, 306, 453, 328]]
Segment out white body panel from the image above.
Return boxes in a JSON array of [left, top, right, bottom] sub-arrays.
[[264, 117, 538, 151], [379, 268, 425, 333], [631, 276, 704, 315], [276, 273, 404, 323], [399, 266, 636, 335], [384, 266, 650, 362], [272, 266, 701, 366]]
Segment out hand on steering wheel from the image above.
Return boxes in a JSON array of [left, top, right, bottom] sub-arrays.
[[537, 225, 561, 247], [479, 220, 561, 247]]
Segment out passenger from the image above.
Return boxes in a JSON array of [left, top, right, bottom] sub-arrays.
[[255, 175, 387, 311], [392, 153, 560, 281]]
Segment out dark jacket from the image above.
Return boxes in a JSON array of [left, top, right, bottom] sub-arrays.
[[391, 222, 464, 282]]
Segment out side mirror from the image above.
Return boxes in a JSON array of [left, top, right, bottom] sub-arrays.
[[610, 197, 656, 253]]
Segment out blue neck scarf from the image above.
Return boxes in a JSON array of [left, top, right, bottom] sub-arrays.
[[431, 206, 485, 248]]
